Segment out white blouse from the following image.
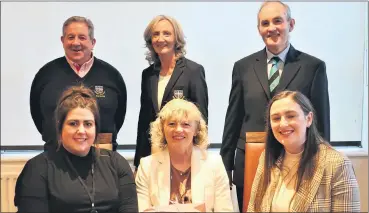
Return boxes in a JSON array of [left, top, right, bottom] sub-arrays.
[[271, 149, 303, 212], [157, 74, 172, 109]]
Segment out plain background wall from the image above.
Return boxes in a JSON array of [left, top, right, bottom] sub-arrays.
[[1, 2, 367, 146]]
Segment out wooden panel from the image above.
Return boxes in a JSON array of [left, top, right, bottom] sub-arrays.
[[243, 132, 266, 212], [245, 132, 266, 143]]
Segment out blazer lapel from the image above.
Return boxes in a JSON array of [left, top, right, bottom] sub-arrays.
[[191, 147, 206, 205], [291, 145, 327, 212], [157, 149, 171, 206], [253, 49, 271, 99], [161, 58, 185, 106], [263, 157, 283, 212], [149, 65, 160, 113], [275, 45, 301, 92]]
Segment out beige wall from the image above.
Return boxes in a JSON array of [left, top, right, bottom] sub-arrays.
[[1, 154, 367, 212]]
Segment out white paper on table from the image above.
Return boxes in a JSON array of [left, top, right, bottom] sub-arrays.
[[145, 203, 203, 212]]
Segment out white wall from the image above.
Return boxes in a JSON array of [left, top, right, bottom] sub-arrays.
[[362, 4, 368, 151], [1, 2, 367, 146]]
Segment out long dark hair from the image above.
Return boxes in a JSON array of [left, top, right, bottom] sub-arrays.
[[254, 90, 328, 211]]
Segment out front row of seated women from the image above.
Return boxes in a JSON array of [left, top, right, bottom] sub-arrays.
[[15, 86, 360, 212]]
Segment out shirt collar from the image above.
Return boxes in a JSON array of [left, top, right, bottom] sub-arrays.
[[65, 53, 94, 70], [266, 43, 290, 63]]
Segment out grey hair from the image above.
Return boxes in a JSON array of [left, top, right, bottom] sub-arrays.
[[143, 15, 186, 65], [257, 1, 292, 25], [62, 16, 95, 40]]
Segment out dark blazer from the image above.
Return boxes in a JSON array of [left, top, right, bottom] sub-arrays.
[[220, 45, 330, 186], [134, 57, 208, 167]]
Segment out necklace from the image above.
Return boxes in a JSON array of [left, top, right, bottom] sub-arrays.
[[65, 153, 97, 213], [281, 160, 299, 180], [170, 164, 191, 204], [170, 164, 190, 178], [271, 160, 300, 212]]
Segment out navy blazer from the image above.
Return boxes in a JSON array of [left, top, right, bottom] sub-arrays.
[[220, 45, 330, 186], [134, 57, 208, 167]]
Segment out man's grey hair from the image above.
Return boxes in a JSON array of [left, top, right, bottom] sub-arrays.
[[257, 1, 292, 25], [62, 16, 95, 40]]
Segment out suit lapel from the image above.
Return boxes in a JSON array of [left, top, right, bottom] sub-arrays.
[[149, 65, 160, 113], [161, 58, 185, 107], [291, 145, 327, 212], [191, 147, 206, 205], [275, 45, 301, 93], [253, 49, 271, 99], [157, 149, 171, 206]]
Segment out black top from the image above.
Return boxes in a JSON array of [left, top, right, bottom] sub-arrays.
[[134, 57, 208, 167], [30, 56, 127, 151], [14, 147, 138, 213]]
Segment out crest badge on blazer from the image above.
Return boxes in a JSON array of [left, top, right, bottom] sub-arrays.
[[94, 85, 105, 98], [173, 89, 184, 99]]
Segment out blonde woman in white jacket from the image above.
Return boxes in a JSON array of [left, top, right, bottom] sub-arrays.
[[135, 99, 233, 212]]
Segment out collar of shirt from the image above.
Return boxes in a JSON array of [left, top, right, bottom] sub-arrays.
[[266, 43, 290, 64], [65, 54, 94, 77]]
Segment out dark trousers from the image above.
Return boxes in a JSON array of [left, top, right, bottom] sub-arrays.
[[236, 186, 244, 212], [234, 148, 245, 212]]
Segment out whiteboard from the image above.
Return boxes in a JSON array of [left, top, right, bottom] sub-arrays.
[[1, 2, 367, 146]]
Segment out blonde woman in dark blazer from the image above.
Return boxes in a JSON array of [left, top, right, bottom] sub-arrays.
[[134, 15, 208, 170], [248, 90, 360, 212]]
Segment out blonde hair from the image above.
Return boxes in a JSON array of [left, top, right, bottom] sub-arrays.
[[143, 15, 186, 64], [150, 99, 208, 151]]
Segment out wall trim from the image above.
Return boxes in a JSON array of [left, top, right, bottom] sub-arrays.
[[0, 141, 362, 151]]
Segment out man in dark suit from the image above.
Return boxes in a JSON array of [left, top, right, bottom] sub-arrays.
[[220, 1, 330, 212]]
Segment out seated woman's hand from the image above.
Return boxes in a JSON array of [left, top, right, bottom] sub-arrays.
[[143, 207, 155, 212], [194, 203, 206, 212]]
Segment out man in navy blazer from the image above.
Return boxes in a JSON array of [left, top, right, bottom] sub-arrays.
[[220, 1, 330, 212]]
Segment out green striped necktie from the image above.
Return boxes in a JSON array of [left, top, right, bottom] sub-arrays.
[[269, 56, 280, 93]]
